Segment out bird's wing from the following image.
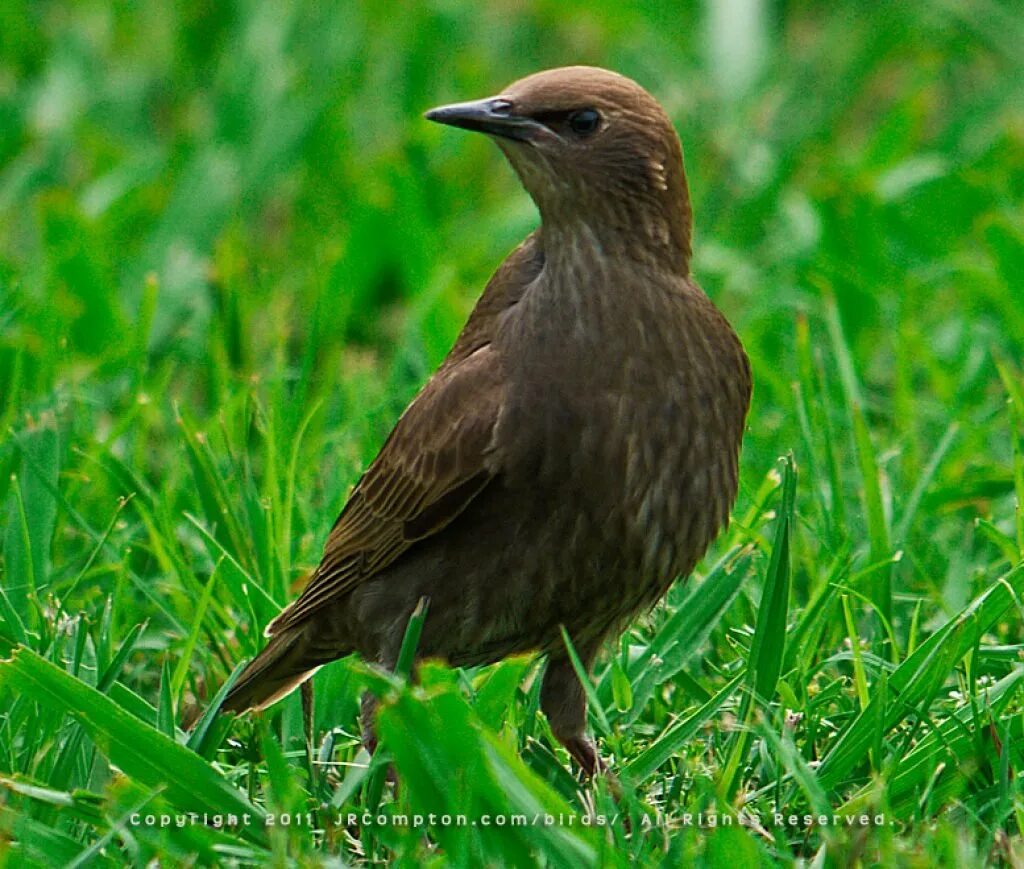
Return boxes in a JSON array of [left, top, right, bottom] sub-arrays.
[[266, 344, 505, 635], [265, 234, 543, 637], [266, 342, 506, 636]]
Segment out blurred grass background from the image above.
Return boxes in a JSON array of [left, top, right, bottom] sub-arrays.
[[1, 0, 1024, 865]]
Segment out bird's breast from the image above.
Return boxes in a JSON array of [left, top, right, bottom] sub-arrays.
[[497, 277, 749, 597]]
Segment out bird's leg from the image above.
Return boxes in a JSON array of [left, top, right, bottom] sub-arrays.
[[360, 691, 379, 755], [360, 640, 416, 755], [360, 689, 401, 791], [540, 653, 605, 778]]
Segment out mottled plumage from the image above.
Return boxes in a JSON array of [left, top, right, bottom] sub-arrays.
[[221, 66, 751, 775]]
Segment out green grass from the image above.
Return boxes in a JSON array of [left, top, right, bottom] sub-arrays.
[[2, 1, 1023, 865]]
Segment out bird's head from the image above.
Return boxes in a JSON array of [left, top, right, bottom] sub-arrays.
[[426, 66, 693, 273]]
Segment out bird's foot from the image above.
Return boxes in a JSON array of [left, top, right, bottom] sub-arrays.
[[564, 736, 627, 808], [565, 735, 604, 778]]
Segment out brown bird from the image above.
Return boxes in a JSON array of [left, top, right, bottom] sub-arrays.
[[221, 65, 751, 776]]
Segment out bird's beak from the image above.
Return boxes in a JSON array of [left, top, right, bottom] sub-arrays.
[[424, 97, 544, 142]]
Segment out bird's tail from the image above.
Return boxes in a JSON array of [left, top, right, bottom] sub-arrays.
[[220, 627, 334, 714]]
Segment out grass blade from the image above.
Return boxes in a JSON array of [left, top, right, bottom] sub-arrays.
[[818, 562, 1024, 789], [0, 647, 266, 838], [748, 454, 796, 701]]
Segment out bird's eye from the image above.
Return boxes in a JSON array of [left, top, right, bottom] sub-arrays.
[[568, 109, 601, 137]]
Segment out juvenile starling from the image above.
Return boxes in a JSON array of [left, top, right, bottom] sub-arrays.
[[222, 66, 751, 775]]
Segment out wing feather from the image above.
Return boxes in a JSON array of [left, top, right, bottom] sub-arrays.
[[266, 344, 505, 635], [265, 232, 544, 637]]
